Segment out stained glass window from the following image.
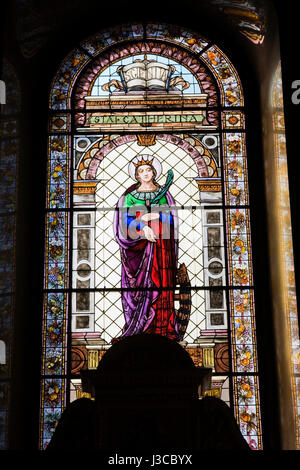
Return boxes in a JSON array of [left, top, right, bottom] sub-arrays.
[[0, 60, 20, 449], [41, 23, 262, 449]]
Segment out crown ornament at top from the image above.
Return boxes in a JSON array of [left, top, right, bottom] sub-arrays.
[[133, 156, 154, 167]]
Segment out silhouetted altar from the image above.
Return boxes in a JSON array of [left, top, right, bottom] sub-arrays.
[[81, 334, 212, 449]]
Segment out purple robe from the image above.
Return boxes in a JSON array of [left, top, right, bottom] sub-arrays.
[[113, 184, 179, 338]]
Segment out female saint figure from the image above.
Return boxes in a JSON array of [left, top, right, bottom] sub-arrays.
[[114, 155, 180, 341]]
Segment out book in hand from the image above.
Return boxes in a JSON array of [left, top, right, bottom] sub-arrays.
[[117, 61, 175, 91]]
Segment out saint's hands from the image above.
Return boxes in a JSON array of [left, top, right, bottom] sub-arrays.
[[142, 226, 156, 242], [141, 212, 159, 242], [141, 212, 159, 222]]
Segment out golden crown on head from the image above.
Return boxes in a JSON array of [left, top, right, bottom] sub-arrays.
[[133, 156, 154, 168]]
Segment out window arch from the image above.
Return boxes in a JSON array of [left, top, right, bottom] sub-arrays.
[[41, 23, 262, 449]]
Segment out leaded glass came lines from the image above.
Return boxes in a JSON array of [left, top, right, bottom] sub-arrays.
[[42, 23, 263, 450]]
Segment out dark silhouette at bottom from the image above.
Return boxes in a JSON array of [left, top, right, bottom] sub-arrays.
[[46, 334, 250, 451]]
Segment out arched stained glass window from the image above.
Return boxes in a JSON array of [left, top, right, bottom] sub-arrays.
[[41, 23, 262, 449]]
